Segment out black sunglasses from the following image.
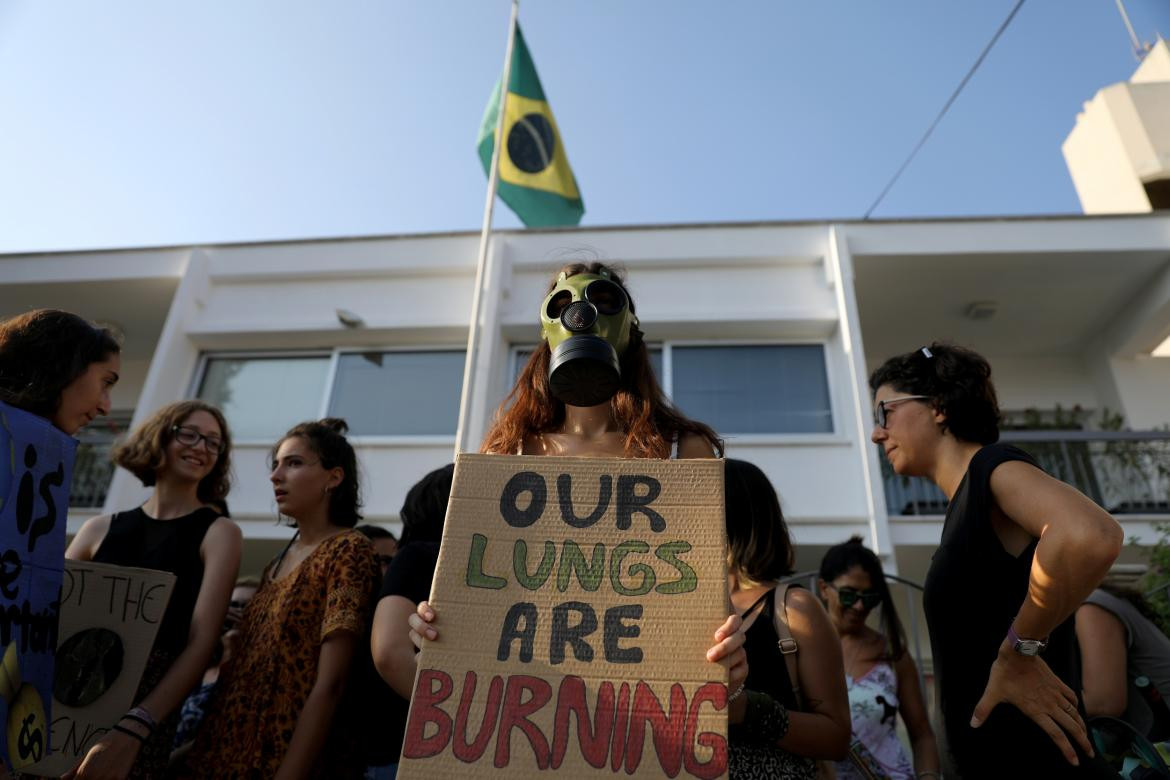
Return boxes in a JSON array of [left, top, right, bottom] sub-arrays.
[[828, 584, 882, 610]]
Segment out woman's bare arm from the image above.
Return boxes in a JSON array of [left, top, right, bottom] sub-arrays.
[[372, 595, 423, 699], [893, 650, 940, 773], [1076, 603, 1128, 717], [775, 588, 850, 760]]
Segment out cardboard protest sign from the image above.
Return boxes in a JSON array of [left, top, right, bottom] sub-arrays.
[[26, 561, 174, 777], [0, 401, 78, 772], [399, 454, 729, 779]]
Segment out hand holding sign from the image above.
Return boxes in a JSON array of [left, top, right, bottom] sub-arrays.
[[399, 454, 731, 779]]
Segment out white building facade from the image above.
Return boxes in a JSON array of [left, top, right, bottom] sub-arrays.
[[2, 214, 1168, 582]]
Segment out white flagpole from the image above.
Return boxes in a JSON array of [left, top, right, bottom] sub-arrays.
[[454, 0, 520, 458]]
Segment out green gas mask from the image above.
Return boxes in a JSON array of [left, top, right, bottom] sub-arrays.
[[539, 271, 638, 407]]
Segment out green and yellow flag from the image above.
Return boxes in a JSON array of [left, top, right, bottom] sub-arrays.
[[477, 24, 584, 227]]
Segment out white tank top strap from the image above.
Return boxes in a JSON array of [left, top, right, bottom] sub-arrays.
[[670, 437, 680, 460]]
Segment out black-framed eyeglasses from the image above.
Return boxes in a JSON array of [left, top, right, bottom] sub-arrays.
[[827, 584, 882, 611], [873, 395, 930, 428], [172, 425, 226, 455]]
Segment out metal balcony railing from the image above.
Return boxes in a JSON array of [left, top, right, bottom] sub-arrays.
[[69, 413, 131, 509], [883, 430, 1170, 516], [780, 570, 928, 693]]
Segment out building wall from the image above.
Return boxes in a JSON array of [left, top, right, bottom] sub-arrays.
[[12, 215, 1159, 572]]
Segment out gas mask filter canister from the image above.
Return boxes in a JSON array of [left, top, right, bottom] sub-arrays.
[[539, 271, 637, 407]]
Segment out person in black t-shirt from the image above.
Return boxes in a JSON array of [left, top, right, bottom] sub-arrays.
[[368, 463, 455, 776], [869, 343, 1121, 777]]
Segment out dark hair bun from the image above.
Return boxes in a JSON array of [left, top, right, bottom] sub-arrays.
[[319, 418, 349, 435]]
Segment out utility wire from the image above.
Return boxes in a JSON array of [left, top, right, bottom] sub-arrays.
[[863, 0, 1027, 220]]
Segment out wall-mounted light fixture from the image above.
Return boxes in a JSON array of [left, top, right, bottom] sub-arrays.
[[964, 301, 998, 321], [336, 309, 364, 329]]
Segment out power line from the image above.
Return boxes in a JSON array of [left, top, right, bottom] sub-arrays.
[[863, 0, 1027, 220]]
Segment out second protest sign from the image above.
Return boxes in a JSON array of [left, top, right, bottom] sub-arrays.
[[399, 453, 729, 779]]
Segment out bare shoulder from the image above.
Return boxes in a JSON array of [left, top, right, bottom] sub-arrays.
[[782, 586, 830, 626], [66, 513, 113, 560], [988, 458, 1050, 491], [893, 644, 920, 675], [1077, 602, 1124, 632], [677, 433, 716, 459], [205, 516, 242, 546]]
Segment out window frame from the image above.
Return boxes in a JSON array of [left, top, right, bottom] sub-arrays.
[[507, 339, 843, 443], [190, 346, 467, 446]]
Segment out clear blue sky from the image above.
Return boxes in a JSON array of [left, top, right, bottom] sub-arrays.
[[0, 0, 1165, 252]]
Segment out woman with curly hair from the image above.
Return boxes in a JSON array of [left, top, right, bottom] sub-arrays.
[[0, 308, 121, 434], [179, 418, 379, 780], [869, 343, 1121, 777], [66, 400, 242, 779]]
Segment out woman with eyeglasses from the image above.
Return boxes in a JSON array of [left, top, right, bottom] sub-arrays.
[[177, 418, 379, 780], [870, 343, 1121, 777], [818, 537, 938, 779], [66, 401, 242, 779]]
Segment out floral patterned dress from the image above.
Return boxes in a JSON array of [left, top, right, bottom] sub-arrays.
[[178, 530, 379, 779], [834, 661, 915, 780]]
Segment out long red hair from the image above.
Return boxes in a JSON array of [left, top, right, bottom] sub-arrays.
[[481, 262, 723, 458]]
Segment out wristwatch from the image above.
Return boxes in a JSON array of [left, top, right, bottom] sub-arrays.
[[1007, 623, 1047, 656]]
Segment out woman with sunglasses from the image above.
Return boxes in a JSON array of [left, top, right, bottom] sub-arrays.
[[410, 262, 748, 740], [818, 537, 938, 779], [65, 401, 242, 779], [870, 343, 1121, 777]]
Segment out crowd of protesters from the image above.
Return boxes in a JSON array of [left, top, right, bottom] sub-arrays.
[[1, 257, 1161, 779]]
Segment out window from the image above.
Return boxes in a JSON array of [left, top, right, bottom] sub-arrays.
[[671, 345, 831, 434], [509, 343, 832, 435], [328, 351, 464, 435], [195, 350, 466, 440], [198, 356, 330, 441], [71, 412, 133, 508]]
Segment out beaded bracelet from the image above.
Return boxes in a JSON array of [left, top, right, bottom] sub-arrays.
[[727, 683, 746, 703], [126, 706, 157, 732], [121, 712, 155, 735]]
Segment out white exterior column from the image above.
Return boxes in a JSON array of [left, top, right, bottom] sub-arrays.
[[462, 235, 510, 451], [827, 225, 897, 573], [100, 249, 211, 517]]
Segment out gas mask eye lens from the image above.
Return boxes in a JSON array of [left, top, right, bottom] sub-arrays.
[[585, 279, 626, 316], [545, 290, 572, 320]]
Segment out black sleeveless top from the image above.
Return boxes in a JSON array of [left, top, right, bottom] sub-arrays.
[[93, 506, 218, 659], [924, 444, 1109, 776], [741, 587, 800, 710]]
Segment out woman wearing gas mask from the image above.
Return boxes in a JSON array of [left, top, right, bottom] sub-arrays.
[[408, 261, 749, 727]]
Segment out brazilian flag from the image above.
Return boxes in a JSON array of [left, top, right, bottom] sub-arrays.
[[476, 24, 584, 227]]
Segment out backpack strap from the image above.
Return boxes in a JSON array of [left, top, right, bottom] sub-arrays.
[[772, 583, 804, 710]]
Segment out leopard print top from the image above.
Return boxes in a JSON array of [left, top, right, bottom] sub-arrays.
[[179, 531, 379, 779]]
